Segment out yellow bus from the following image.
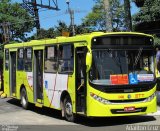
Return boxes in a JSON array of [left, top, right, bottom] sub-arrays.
[[3, 32, 157, 122]]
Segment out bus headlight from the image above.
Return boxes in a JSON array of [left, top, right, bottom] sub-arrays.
[[90, 92, 110, 104], [144, 92, 156, 102]]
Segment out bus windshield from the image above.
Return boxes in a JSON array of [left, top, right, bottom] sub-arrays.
[[89, 49, 155, 85]]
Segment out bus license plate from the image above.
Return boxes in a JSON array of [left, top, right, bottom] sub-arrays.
[[124, 106, 135, 112]]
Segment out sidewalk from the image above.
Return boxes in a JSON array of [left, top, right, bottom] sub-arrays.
[[155, 91, 160, 115], [148, 107, 160, 116]]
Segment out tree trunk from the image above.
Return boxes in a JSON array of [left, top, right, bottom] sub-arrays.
[[103, 0, 112, 32], [124, 0, 132, 31]]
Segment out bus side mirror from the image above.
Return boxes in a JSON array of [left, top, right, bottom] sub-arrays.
[[86, 52, 92, 72]]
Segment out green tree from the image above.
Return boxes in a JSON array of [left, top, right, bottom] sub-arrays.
[[0, 0, 35, 41], [29, 20, 92, 40], [82, 0, 125, 31], [154, 35, 160, 46], [35, 28, 55, 39], [28, 21, 68, 40], [55, 21, 69, 36], [133, 0, 160, 23], [133, 0, 160, 45], [74, 24, 93, 34]]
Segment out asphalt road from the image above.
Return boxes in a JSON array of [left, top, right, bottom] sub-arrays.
[[0, 98, 160, 131]]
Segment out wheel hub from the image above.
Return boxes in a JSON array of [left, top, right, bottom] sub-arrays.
[[22, 96, 26, 106], [65, 102, 72, 115]]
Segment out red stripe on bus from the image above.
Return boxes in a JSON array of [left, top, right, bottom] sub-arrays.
[[49, 74, 57, 107], [26, 75, 33, 91]]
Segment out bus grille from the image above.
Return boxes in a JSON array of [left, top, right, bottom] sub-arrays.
[[104, 86, 152, 93], [108, 98, 146, 104], [111, 107, 147, 114]]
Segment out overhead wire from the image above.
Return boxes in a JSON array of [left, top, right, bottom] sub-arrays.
[[1, 11, 68, 26], [1, 8, 87, 26]]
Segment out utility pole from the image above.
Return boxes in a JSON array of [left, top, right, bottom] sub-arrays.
[[124, 0, 132, 31], [22, 0, 59, 35], [104, 0, 112, 32], [66, 0, 76, 36], [32, 0, 40, 34]]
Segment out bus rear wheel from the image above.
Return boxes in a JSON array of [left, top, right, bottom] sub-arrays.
[[63, 96, 75, 122], [20, 88, 29, 109]]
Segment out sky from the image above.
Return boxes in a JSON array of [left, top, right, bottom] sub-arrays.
[[12, 0, 95, 29], [12, 0, 139, 35]]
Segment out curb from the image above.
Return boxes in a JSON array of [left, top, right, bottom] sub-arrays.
[[147, 110, 160, 116]]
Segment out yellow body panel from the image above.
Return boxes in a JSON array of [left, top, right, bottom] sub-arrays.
[[43, 89, 53, 108], [87, 96, 156, 117], [35, 102, 43, 108], [3, 70, 9, 97], [87, 85, 157, 117]]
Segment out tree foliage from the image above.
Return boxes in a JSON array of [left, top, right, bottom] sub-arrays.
[[82, 0, 125, 31], [133, 0, 160, 23], [154, 35, 160, 46], [0, 0, 35, 41], [29, 21, 92, 40], [133, 0, 160, 45]]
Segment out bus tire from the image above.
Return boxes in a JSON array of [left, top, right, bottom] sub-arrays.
[[20, 88, 29, 109], [63, 96, 75, 122]]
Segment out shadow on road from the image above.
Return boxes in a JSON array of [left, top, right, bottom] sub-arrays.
[[6, 98, 62, 120], [6, 98, 157, 127], [6, 98, 21, 107], [74, 115, 156, 127]]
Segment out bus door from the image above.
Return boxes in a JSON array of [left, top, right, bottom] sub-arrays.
[[33, 50, 43, 103], [75, 47, 87, 113], [9, 51, 16, 96]]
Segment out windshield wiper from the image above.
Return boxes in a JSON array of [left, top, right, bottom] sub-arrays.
[[133, 47, 143, 70]]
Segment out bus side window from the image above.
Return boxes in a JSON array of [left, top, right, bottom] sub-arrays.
[[17, 48, 24, 70], [5, 49, 9, 70], [44, 46, 58, 73], [58, 44, 74, 74], [25, 48, 32, 72]]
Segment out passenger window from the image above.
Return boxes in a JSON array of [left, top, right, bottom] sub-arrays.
[[25, 48, 32, 72], [5, 49, 9, 70], [58, 44, 74, 74], [45, 46, 58, 73], [17, 48, 24, 70]]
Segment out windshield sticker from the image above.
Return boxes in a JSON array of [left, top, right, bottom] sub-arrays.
[[137, 74, 154, 82], [129, 73, 138, 84], [110, 74, 128, 85]]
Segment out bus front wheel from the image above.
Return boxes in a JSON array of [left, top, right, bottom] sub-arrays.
[[20, 88, 29, 109], [63, 96, 75, 122]]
